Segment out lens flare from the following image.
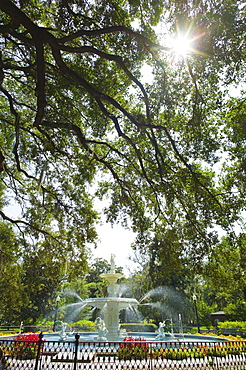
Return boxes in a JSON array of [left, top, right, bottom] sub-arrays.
[[172, 35, 192, 56]]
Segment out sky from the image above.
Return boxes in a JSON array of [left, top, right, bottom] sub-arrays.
[[88, 195, 139, 276], [4, 199, 138, 277], [89, 220, 137, 276]]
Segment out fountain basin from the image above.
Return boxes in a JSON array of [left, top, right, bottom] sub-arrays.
[[43, 331, 228, 343], [84, 297, 138, 310]]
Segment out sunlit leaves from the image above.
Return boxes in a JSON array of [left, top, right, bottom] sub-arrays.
[[0, 0, 245, 287]]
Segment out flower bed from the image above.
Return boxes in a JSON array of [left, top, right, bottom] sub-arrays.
[[117, 336, 149, 359], [117, 336, 246, 361], [2, 333, 44, 360]]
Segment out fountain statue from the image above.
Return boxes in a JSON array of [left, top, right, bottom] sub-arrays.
[[110, 254, 116, 273], [59, 322, 67, 341], [53, 321, 68, 341], [156, 321, 165, 340], [83, 254, 139, 341], [95, 317, 108, 341]]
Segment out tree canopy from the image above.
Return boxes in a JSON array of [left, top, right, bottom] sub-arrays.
[[0, 0, 245, 278]]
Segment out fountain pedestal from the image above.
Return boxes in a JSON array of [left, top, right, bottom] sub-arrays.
[[85, 296, 139, 341], [85, 254, 139, 341], [103, 300, 121, 341]]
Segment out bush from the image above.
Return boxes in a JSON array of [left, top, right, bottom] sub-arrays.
[[218, 321, 246, 329], [0, 330, 18, 336], [71, 320, 96, 331]]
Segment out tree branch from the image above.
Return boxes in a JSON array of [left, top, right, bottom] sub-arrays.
[[0, 210, 59, 241]]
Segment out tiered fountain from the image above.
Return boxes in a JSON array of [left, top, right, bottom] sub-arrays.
[[0, 254, 229, 345], [83, 254, 138, 341], [44, 255, 227, 344]]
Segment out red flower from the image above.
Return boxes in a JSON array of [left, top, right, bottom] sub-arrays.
[[15, 334, 40, 341]]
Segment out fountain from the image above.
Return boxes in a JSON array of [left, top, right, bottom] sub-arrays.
[[81, 254, 139, 341], [43, 255, 228, 344], [0, 253, 230, 347]]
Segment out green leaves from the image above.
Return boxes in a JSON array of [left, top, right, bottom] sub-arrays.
[[0, 0, 245, 315]]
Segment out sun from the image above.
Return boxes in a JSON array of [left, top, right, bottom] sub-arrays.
[[172, 35, 192, 57], [158, 23, 206, 59]]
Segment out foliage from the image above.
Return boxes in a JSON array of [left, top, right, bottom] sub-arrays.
[[150, 342, 246, 360], [143, 238, 193, 289], [2, 333, 43, 360], [86, 258, 123, 284], [218, 321, 246, 330], [0, 331, 18, 336], [0, 0, 245, 267], [34, 319, 54, 327], [225, 301, 246, 321], [151, 346, 207, 360], [70, 320, 97, 331], [204, 236, 246, 294], [19, 254, 65, 323], [117, 341, 246, 360], [0, 223, 23, 323], [203, 333, 245, 341], [85, 258, 113, 298], [203, 235, 246, 316], [117, 336, 149, 359], [0, 347, 8, 370], [62, 279, 89, 305], [0, 0, 245, 324]]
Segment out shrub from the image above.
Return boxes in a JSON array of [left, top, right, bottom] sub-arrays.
[[71, 320, 96, 331], [218, 321, 246, 330]]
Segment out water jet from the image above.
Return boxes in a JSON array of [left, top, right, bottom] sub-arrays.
[[47, 255, 227, 344]]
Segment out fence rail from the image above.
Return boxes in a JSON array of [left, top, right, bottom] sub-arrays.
[[0, 333, 245, 370]]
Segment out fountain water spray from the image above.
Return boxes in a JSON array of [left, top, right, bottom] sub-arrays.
[[80, 254, 139, 341], [44, 255, 227, 344]]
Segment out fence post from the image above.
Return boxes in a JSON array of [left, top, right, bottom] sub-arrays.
[[34, 332, 43, 370], [73, 333, 80, 370], [149, 343, 153, 370]]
